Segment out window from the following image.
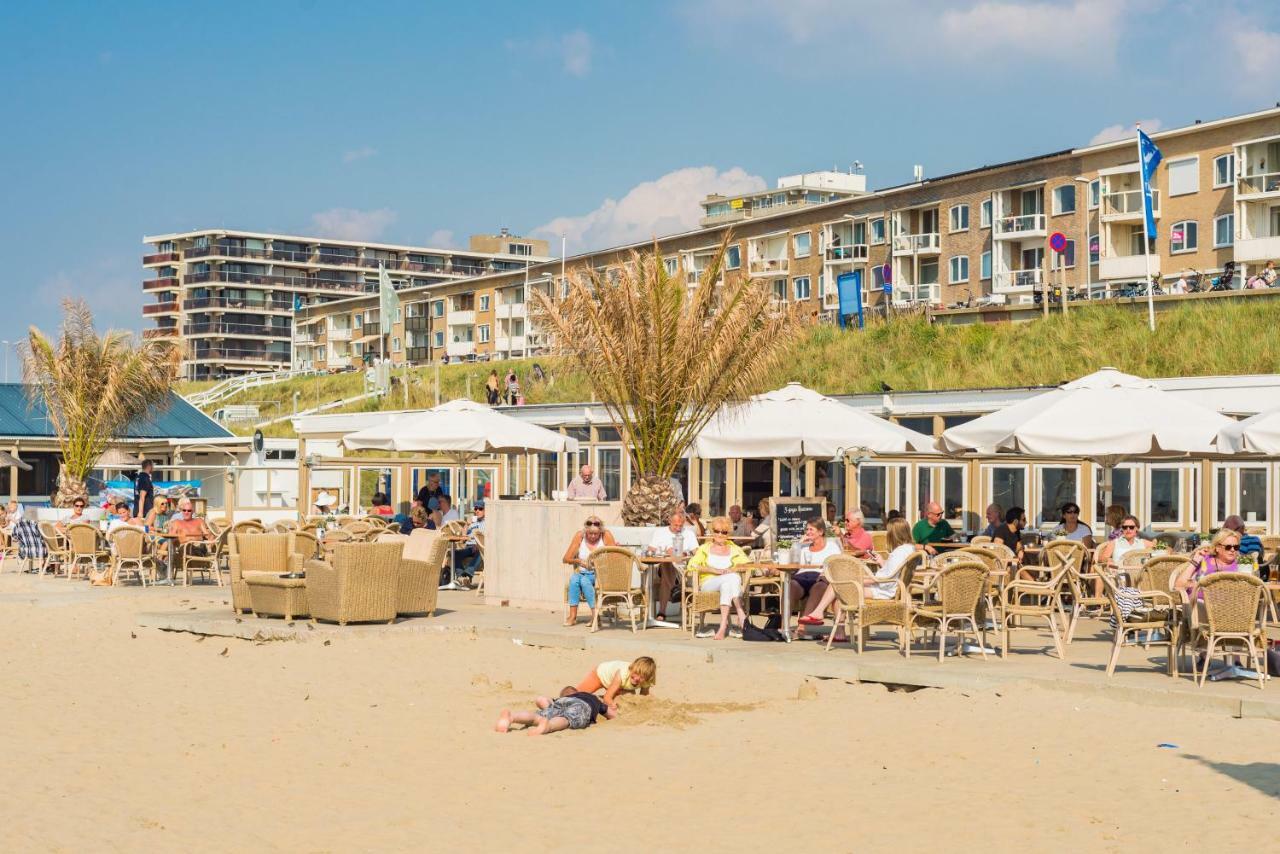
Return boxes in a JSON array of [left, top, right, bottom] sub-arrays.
[[478, 324, 490, 343], [725, 245, 741, 269], [1051, 184, 1076, 215], [948, 255, 969, 283], [1213, 153, 1234, 188], [990, 466, 1026, 515], [433, 331, 444, 347], [1038, 467, 1078, 525], [596, 448, 622, 501], [949, 204, 969, 232], [391, 337, 401, 352], [871, 265, 886, 290], [772, 280, 787, 302], [431, 301, 445, 317], [1088, 178, 1100, 209], [1088, 233, 1099, 265], [1167, 156, 1199, 196], [792, 276, 811, 300], [1051, 239, 1076, 269], [478, 294, 490, 311], [1148, 467, 1182, 524], [394, 306, 402, 322], [663, 257, 678, 276], [354, 314, 362, 328], [870, 218, 886, 244], [1214, 214, 1234, 248], [980, 251, 991, 280], [1240, 467, 1268, 523], [793, 232, 811, 258], [1170, 220, 1198, 253], [980, 199, 992, 228], [897, 417, 933, 435]]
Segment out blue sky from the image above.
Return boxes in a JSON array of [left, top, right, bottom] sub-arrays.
[[2, 0, 1278, 351]]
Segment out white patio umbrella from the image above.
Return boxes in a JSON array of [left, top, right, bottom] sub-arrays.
[[938, 367, 1234, 520], [1217, 408, 1280, 455], [692, 382, 935, 496], [342, 398, 579, 503]]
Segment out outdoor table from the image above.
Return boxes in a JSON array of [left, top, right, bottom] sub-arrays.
[[929, 541, 968, 551], [751, 562, 823, 643], [440, 534, 469, 591], [147, 531, 181, 585], [637, 554, 688, 629]]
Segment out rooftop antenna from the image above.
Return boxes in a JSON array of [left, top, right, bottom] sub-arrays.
[[913, 165, 924, 182]]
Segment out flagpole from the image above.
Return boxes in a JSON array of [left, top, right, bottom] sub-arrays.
[[1136, 123, 1156, 333]]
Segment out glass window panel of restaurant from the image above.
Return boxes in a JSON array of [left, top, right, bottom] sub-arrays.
[[778, 462, 807, 497], [815, 461, 845, 517], [858, 465, 890, 529], [1238, 466, 1269, 525], [595, 448, 622, 502], [989, 466, 1026, 518], [413, 467, 452, 500], [1147, 466, 1182, 526], [536, 452, 557, 499], [504, 453, 526, 496], [1037, 466, 1078, 526], [916, 465, 965, 526], [468, 467, 496, 504], [702, 458, 727, 516], [897, 416, 934, 436], [1094, 464, 1134, 524], [357, 466, 397, 512]]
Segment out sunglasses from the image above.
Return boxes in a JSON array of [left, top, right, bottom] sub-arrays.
[[712, 529, 731, 535], [584, 521, 602, 528], [1064, 509, 1079, 514], [1121, 524, 1137, 530], [1219, 543, 1240, 552], [181, 508, 194, 514], [73, 504, 85, 509]]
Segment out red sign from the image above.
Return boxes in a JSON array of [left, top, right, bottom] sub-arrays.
[[1049, 232, 1068, 253]]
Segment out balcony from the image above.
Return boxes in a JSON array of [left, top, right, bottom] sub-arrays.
[[1238, 170, 1280, 198], [182, 270, 366, 291], [1102, 189, 1160, 222], [1236, 235, 1280, 263], [495, 335, 526, 352], [446, 339, 475, 358], [496, 302, 526, 319], [1098, 254, 1150, 281], [748, 257, 789, 276], [142, 251, 179, 265], [185, 243, 274, 261], [143, 276, 179, 291], [993, 214, 1047, 240], [993, 268, 1043, 294], [181, 297, 293, 312], [406, 346, 431, 363], [315, 252, 360, 267], [825, 244, 868, 262], [183, 322, 291, 338], [294, 332, 317, 345], [190, 348, 287, 364], [327, 327, 353, 342], [142, 302, 178, 315], [452, 264, 487, 277], [891, 233, 941, 256], [142, 328, 177, 339], [360, 255, 401, 270], [449, 310, 475, 326]]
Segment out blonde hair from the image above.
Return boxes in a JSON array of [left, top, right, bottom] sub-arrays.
[[886, 517, 912, 550], [1210, 528, 1241, 550], [708, 516, 732, 535], [629, 656, 656, 687]]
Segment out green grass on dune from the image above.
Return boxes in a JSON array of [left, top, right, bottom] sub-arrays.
[[197, 300, 1280, 437]]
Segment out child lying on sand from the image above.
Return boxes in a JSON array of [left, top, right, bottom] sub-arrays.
[[575, 657, 656, 713], [495, 686, 616, 736]]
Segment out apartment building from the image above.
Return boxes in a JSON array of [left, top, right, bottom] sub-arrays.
[[700, 168, 868, 227], [294, 106, 1280, 372], [141, 228, 549, 380]]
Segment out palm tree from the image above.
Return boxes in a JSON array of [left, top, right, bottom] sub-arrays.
[[532, 234, 805, 525], [22, 299, 179, 506]]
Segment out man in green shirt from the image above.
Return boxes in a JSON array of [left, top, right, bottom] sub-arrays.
[[912, 501, 955, 554]]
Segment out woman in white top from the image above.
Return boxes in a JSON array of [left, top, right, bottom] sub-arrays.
[[561, 516, 617, 627], [1096, 514, 1153, 570], [685, 518, 751, 640], [789, 518, 843, 619], [798, 518, 919, 639], [751, 498, 772, 552]]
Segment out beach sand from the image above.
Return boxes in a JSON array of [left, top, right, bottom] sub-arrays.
[[0, 572, 1276, 853]]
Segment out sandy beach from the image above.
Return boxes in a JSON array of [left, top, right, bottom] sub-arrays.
[[0, 572, 1276, 853]]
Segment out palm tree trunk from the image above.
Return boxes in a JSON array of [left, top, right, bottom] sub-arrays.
[[55, 470, 89, 508], [621, 475, 680, 526]]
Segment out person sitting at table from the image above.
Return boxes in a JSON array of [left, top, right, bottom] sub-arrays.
[[144, 495, 174, 530], [1221, 515, 1263, 561], [432, 494, 461, 528], [1051, 502, 1095, 549], [105, 500, 136, 540], [684, 503, 706, 538], [798, 517, 917, 638], [979, 503, 1002, 539], [751, 498, 773, 551], [1173, 529, 1244, 646], [685, 517, 750, 640], [727, 504, 752, 538], [992, 506, 1027, 561], [1104, 504, 1127, 540], [454, 500, 485, 586], [561, 515, 616, 627], [789, 517, 844, 619], [56, 497, 91, 533], [1095, 514, 1153, 569], [839, 509, 873, 557], [369, 492, 395, 517], [649, 510, 697, 619], [912, 501, 955, 555], [166, 498, 215, 562]]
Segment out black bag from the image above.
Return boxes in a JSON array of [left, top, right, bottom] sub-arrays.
[[1267, 645, 1280, 678], [742, 616, 787, 642]]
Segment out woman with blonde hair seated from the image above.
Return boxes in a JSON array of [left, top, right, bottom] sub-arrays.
[[686, 516, 750, 640]]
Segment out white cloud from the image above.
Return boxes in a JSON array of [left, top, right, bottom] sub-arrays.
[[531, 166, 766, 252], [426, 229, 457, 248], [940, 1, 1124, 61], [342, 146, 377, 164], [1089, 118, 1162, 145], [310, 208, 397, 241], [561, 30, 593, 76], [1232, 26, 1280, 80]]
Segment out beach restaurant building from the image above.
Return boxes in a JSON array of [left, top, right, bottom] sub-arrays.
[[289, 372, 1280, 536]]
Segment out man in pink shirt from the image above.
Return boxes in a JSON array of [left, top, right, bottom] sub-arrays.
[[840, 509, 874, 557], [565, 464, 607, 501]]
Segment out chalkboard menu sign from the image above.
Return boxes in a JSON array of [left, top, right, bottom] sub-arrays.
[[769, 497, 827, 545]]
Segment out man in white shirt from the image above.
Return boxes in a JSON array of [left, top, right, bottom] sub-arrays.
[[649, 510, 697, 620], [434, 494, 461, 527], [565, 464, 607, 501]]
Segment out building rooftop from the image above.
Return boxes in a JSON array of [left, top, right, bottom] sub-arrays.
[[0, 386, 233, 440]]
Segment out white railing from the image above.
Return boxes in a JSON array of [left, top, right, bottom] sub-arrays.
[[184, 367, 321, 408], [327, 327, 352, 341], [893, 233, 940, 254], [825, 244, 868, 261], [1103, 189, 1159, 217], [1238, 170, 1280, 195], [748, 257, 788, 274], [994, 268, 1043, 291], [994, 213, 1046, 236]]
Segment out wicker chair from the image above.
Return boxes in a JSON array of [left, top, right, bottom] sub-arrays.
[[439, 519, 466, 538], [1188, 573, 1268, 689], [1116, 548, 1153, 583], [322, 528, 353, 545], [0, 530, 20, 572], [999, 551, 1070, 660], [64, 523, 106, 580], [39, 517, 72, 578], [343, 519, 376, 540], [270, 519, 298, 533], [305, 542, 402, 626], [910, 560, 989, 662], [288, 530, 319, 566], [1100, 572, 1179, 678], [109, 525, 154, 586], [958, 545, 1006, 629], [589, 547, 647, 633], [824, 554, 909, 654], [1064, 549, 1115, 644], [398, 529, 446, 617], [207, 518, 231, 537], [472, 531, 486, 595], [229, 533, 292, 612], [682, 564, 749, 638], [178, 526, 228, 587]]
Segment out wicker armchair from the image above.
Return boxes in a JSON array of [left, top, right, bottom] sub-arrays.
[[957, 545, 1005, 628], [588, 547, 647, 633], [472, 531, 486, 595], [969, 535, 994, 545], [270, 519, 298, 533], [177, 526, 227, 587], [305, 542, 402, 626], [0, 530, 20, 572], [342, 519, 376, 540], [109, 525, 154, 586], [682, 564, 749, 637], [999, 550, 1070, 660], [229, 533, 292, 613], [288, 530, 319, 567], [1116, 548, 1153, 583], [910, 560, 989, 662], [398, 530, 446, 617], [1099, 573, 1179, 678], [824, 554, 909, 654], [38, 522, 71, 573], [64, 523, 106, 580], [1188, 573, 1268, 689]]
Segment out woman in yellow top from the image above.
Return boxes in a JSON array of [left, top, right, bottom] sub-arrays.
[[685, 516, 751, 640]]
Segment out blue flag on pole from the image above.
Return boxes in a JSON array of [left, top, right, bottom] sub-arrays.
[[1138, 129, 1162, 240]]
